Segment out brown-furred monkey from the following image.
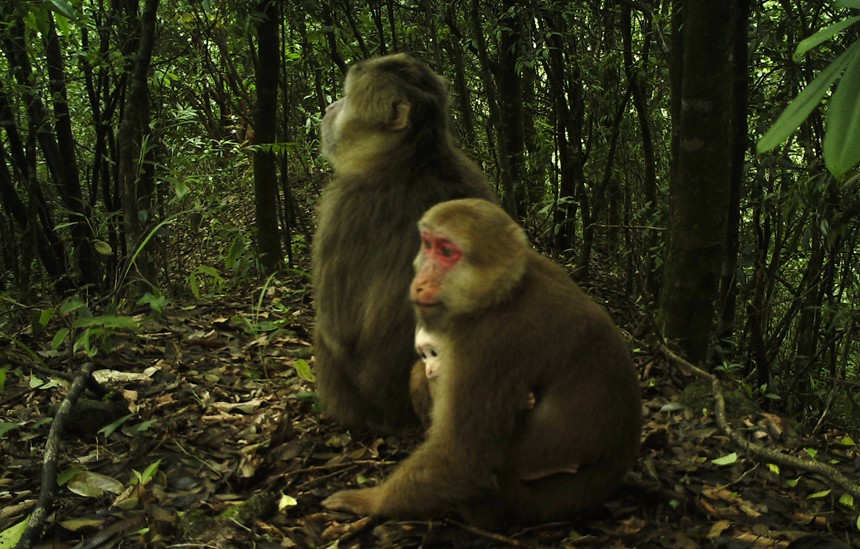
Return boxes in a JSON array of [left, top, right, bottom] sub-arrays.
[[410, 326, 535, 427], [313, 54, 496, 431], [324, 199, 642, 528]]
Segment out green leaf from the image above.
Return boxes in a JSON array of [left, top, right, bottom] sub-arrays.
[[72, 315, 139, 330], [93, 239, 113, 255], [30, 373, 45, 388], [841, 435, 856, 446], [39, 307, 56, 327], [767, 463, 780, 474], [48, 0, 77, 21], [58, 466, 86, 485], [856, 514, 860, 531], [174, 178, 189, 198], [711, 452, 738, 466], [0, 518, 28, 547], [278, 493, 298, 512], [51, 327, 70, 350], [0, 421, 20, 437], [805, 447, 818, 459], [807, 489, 832, 499], [137, 459, 162, 485], [60, 295, 87, 314], [293, 359, 316, 383], [98, 413, 134, 439], [137, 293, 168, 314], [836, 0, 860, 8], [0, 366, 6, 392], [840, 493, 855, 509], [134, 419, 158, 432], [793, 16, 860, 61], [824, 42, 860, 177], [787, 477, 800, 487], [757, 45, 856, 154]]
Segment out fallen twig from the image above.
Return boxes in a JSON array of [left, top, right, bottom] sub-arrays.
[[17, 361, 98, 549], [447, 519, 546, 548], [660, 345, 860, 500]]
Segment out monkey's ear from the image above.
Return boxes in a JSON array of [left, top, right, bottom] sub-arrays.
[[390, 101, 411, 131]]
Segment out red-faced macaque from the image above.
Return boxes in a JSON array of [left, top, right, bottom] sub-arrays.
[[324, 199, 642, 528], [313, 54, 496, 431]]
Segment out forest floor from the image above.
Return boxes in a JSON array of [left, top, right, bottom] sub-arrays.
[[1, 271, 859, 548]]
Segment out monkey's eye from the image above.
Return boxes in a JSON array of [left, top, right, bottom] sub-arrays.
[[423, 238, 431, 249], [439, 245, 454, 258], [430, 349, 438, 357], [420, 351, 427, 359]]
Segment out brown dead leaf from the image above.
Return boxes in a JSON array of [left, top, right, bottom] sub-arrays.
[[708, 519, 731, 538]]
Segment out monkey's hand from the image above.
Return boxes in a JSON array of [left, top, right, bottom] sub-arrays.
[[323, 487, 380, 516]]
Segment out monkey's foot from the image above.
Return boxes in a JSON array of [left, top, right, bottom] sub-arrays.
[[323, 487, 379, 516]]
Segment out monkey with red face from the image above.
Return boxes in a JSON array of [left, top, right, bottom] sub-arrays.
[[325, 199, 642, 528]]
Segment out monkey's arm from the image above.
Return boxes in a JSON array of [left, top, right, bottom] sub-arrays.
[[324, 370, 520, 519]]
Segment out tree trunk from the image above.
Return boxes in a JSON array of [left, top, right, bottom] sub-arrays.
[[117, 0, 159, 284], [253, 0, 282, 274], [716, 0, 751, 346], [469, 0, 516, 214], [441, 12, 477, 148], [495, 0, 526, 216], [658, 0, 737, 365], [44, 13, 99, 287], [540, 8, 585, 253]]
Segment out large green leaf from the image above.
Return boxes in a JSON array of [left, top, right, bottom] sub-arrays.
[[757, 45, 856, 154], [793, 16, 860, 61], [824, 42, 860, 177]]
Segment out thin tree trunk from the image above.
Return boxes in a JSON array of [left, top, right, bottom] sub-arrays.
[[496, 0, 526, 216], [717, 0, 751, 345], [253, 0, 282, 273], [44, 13, 99, 286], [117, 0, 159, 285], [469, 0, 516, 214]]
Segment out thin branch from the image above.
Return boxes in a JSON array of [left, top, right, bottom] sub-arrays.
[[660, 346, 860, 500], [17, 361, 98, 549]]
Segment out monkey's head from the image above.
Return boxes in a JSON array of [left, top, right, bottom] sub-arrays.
[[321, 53, 451, 173], [410, 199, 528, 322]]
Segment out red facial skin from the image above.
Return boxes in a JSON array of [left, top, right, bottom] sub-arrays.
[[410, 231, 462, 306]]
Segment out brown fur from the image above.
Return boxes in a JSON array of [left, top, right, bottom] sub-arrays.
[[324, 199, 642, 528], [312, 55, 496, 431]]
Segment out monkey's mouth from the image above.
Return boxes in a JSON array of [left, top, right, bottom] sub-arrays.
[[413, 300, 442, 309]]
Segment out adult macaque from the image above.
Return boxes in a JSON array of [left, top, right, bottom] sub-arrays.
[[325, 199, 642, 527], [313, 54, 495, 431]]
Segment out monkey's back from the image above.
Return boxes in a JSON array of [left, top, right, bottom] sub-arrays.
[[445, 251, 641, 525], [312, 152, 495, 430]]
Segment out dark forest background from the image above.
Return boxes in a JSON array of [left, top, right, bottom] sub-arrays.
[[1, 0, 860, 487]]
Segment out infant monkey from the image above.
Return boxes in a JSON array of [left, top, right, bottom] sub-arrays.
[[411, 326, 536, 426]]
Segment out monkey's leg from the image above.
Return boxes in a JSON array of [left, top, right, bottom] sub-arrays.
[[459, 458, 629, 528]]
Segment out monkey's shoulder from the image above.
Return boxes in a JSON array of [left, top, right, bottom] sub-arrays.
[[510, 253, 626, 348]]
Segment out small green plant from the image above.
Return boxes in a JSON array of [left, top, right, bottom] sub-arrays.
[[38, 295, 141, 358]]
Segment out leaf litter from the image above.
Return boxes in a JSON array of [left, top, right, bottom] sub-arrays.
[[0, 273, 858, 548]]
